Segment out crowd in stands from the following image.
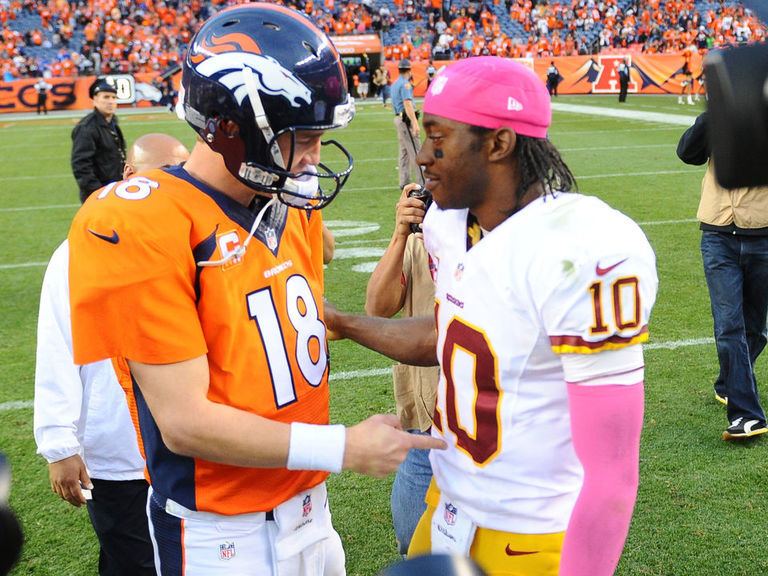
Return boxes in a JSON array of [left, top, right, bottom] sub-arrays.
[[384, 0, 765, 62], [597, 0, 765, 53], [0, 0, 765, 80]]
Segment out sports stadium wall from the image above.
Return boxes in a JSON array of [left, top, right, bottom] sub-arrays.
[[0, 53, 702, 114], [388, 53, 704, 98]]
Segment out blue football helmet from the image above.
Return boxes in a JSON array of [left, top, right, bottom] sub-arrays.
[[178, 2, 355, 209]]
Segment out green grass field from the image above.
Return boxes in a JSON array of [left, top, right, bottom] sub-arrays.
[[2, 93, 767, 576]]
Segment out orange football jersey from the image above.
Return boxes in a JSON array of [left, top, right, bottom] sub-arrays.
[[69, 166, 330, 514]]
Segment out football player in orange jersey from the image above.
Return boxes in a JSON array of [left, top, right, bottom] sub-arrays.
[[66, 4, 445, 575]]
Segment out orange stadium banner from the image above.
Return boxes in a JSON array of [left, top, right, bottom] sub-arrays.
[[0, 53, 701, 113], [330, 34, 383, 55], [0, 72, 178, 113], [385, 53, 704, 98]]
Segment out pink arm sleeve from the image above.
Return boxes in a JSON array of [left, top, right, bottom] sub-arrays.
[[559, 382, 644, 576]]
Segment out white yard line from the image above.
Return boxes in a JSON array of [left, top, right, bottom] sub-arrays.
[[550, 102, 698, 126], [0, 336, 717, 413]]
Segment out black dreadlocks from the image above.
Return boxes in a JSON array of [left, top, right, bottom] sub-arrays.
[[469, 126, 578, 213]]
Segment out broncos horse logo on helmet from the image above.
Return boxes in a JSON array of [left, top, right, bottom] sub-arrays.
[[178, 2, 355, 209], [195, 53, 312, 109]]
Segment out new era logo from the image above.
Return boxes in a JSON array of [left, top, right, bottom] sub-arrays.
[[507, 97, 523, 111], [430, 75, 448, 95]]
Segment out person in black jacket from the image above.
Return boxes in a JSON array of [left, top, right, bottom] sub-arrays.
[[546, 61, 561, 96], [617, 58, 630, 103], [71, 78, 126, 203], [677, 112, 768, 440]]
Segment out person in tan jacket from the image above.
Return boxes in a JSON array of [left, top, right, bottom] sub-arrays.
[[677, 111, 768, 440], [365, 184, 439, 554]]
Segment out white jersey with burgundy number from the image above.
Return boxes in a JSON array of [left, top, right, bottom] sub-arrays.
[[423, 192, 658, 535]]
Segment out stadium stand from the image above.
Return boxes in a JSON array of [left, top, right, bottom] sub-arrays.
[[0, 0, 764, 80]]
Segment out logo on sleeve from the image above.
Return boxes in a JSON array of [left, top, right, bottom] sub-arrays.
[[596, 257, 627, 276], [88, 229, 120, 244]]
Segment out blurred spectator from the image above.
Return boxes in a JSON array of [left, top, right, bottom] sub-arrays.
[[373, 64, 390, 106], [357, 64, 370, 98], [33, 76, 52, 114]]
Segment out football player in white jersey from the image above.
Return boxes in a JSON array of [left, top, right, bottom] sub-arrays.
[[325, 56, 658, 576]]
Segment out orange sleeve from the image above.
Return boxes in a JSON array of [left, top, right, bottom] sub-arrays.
[[69, 187, 207, 366]]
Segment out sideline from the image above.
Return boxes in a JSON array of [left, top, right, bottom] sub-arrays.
[[0, 98, 391, 123], [0, 105, 174, 122], [551, 102, 697, 126]]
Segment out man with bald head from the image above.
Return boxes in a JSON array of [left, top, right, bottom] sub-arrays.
[[122, 132, 191, 179], [34, 133, 189, 576]]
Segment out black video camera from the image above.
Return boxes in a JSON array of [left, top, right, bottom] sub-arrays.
[[408, 187, 433, 234], [704, 0, 768, 189]]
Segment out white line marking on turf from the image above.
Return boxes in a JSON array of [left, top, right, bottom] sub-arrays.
[[329, 368, 392, 381], [638, 218, 697, 226], [644, 337, 713, 350], [551, 102, 698, 126], [1, 174, 72, 181], [579, 169, 701, 179], [0, 337, 717, 412], [559, 143, 673, 152], [0, 204, 78, 213], [0, 261, 48, 270], [333, 247, 386, 259], [0, 400, 33, 411]]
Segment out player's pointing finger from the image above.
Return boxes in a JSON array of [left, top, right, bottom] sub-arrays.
[[410, 435, 447, 451]]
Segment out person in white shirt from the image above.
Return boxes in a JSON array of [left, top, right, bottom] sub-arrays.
[[34, 133, 190, 576]]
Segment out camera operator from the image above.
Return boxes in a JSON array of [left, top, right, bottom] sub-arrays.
[[677, 111, 768, 440], [365, 183, 437, 554]]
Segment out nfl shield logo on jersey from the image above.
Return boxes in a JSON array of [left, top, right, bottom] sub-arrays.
[[219, 541, 236, 560], [302, 494, 312, 517], [266, 228, 278, 251], [444, 502, 457, 526]]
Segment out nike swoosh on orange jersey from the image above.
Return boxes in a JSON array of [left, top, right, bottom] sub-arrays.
[[88, 229, 120, 244], [595, 257, 627, 276], [505, 544, 539, 556]]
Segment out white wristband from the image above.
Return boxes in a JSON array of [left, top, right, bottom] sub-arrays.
[[286, 422, 346, 473]]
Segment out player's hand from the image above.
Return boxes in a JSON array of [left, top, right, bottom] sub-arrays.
[[343, 414, 447, 478], [49, 454, 91, 507], [323, 298, 344, 341], [395, 184, 428, 236]]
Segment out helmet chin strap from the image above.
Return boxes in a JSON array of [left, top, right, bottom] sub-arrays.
[[242, 64, 320, 206], [198, 195, 278, 267], [243, 65, 286, 172]]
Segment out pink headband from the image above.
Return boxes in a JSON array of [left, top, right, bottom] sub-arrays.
[[424, 56, 551, 138]]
